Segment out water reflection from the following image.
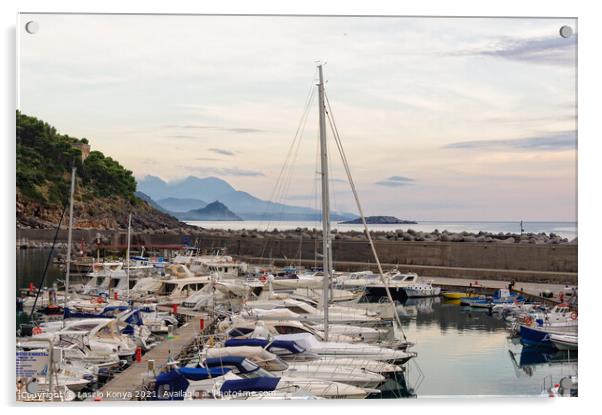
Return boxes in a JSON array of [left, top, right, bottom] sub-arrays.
[[397, 297, 577, 397], [16, 248, 64, 294], [509, 347, 577, 378], [399, 296, 508, 334]]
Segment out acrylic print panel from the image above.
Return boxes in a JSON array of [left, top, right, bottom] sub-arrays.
[[16, 14, 577, 401]]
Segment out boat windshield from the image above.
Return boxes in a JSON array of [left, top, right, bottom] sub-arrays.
[[392, 274, 415, 282], [241, 367, 276, 379], [159, 283, 177, 295]]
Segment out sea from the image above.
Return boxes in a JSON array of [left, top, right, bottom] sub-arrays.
[[186, 220, 578, 240]]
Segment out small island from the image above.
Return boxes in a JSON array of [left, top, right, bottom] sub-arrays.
[[339, 216, 418, 225], [177, 201, 243, 221]]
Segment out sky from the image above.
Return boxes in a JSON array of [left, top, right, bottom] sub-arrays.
[[17, 14, 577, 221]]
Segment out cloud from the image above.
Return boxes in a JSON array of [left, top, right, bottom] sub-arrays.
[[227, 128, 265, 134], [209, 148, 235, 156], [444, 130, 576, 151], [375, 175, 415, 187], [164, 124, 267, 134], [387, 176, 415, 182], [195, 157, 223, 161], [184, 166, 265, 177], [165, 135, 202, 139], [462, 35, 577, 66]]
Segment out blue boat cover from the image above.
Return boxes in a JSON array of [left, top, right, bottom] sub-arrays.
[[227, 327, 255, 337], [121, 325, 135, 335], [220, 377, 280, 393], [224, 338, 305, 354], [178, 366, 231, 380], [204, 356, 263, 374], [154, 369, 190, 400], [124, 310, 145, 326], [63, 305, 128, 319]]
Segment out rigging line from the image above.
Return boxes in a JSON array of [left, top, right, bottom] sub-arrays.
[[28, 199, 69, 323], [260, 74, 317, 229], [266, 86, 316, 232], [267, 84, 316, 234], [325, 92, 407, 341], [275, 87, 316, 223], [258, 79, 316, 258]]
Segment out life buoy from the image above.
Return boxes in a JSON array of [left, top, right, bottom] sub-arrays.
[[570, 311, 578, 320], [32, 327, 42, 335], [93, 296, 105, 304], [259, 274, 268, 283], [523, 316, 534, 326]]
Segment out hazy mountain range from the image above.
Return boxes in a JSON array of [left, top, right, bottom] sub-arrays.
[[137, 175, 357, 221]]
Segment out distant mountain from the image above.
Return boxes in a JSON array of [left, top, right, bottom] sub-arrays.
[[138, 175, 234, 201], [157, 197, 207, 212], [137, 175, 356, 221], [134, 191, 169, 213], [339, 216, 417, 225], [177, 201, 242, 221]]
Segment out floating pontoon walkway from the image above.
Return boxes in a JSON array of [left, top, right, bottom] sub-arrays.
[[91, 314, 213, 401]]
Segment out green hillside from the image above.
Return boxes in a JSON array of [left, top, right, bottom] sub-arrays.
[[17, 111, 136, 205], [16, 111, 184, 230]]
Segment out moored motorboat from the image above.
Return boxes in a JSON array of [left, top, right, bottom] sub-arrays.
[[549, 333, 578, 351]]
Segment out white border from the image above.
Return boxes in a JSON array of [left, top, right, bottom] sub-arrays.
[[2, 1, 599, 414]]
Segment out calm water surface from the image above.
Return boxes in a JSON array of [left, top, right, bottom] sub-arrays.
[[16, 249, 577, 397], [400, 297, 577, 397]]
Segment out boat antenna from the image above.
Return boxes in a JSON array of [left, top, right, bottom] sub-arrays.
[[317, 63, 331, 341], [63, 166, 76, 328]]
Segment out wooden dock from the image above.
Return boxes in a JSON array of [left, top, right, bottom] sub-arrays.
[[91, 313, 213, 401]]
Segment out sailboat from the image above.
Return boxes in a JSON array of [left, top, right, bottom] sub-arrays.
[[312, 64, 411, 350]]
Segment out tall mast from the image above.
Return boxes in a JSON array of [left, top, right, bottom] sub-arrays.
[[317, 64, 331, 341], [126, 213, 132, 301], [63, 166, 76, 327]]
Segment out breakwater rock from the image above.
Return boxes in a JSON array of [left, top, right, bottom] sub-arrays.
[[184, 227, 574, 245]]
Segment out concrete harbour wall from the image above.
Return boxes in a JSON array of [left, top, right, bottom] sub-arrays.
[[17, 229, 577, 284]]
